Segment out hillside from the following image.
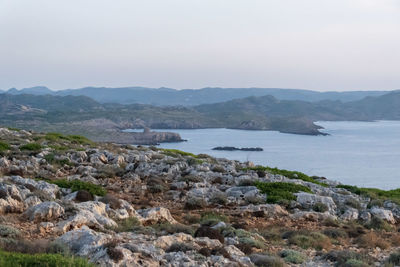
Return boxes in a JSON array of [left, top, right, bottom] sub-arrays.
[[3, 86, 392, 106], [0, 127, 400, 266], [1, 91, 400, 141]]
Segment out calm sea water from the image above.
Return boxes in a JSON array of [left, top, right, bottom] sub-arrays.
[[127, 121, 400, 189]]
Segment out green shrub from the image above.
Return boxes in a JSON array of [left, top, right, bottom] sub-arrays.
[[249, 254, 286, 267], [185, 197, 206, 210], [20, 143, 43, 151], [287, 231, 331, 250], [44, 154, 72, 166], [337, 184, 400, 205], [255, 182, 312, 204], [209, 192, 228, 205], [113, 217, 141, 233], [313, 202, 329, 212], [200, 212, 228, 226], [45, 133, 69, 142], [0, 250, 93, 267], [323, 228, 348, 239], [7, 127, 21, 132], [323, 250, 372, 267], [49, 145, 70, 151], [152, 223, 195, 236], [0, 225, 20, 239], [364, 217, 393, 231], [345, 199, 362, 209], [66, 135, 93, 145], [344, 259, 370, 267], [243, 166, 328, 186], [166, 242, 194, 253], [0, 142, 10, 152], [280, 249, 306, 264], [161, 149, 197, 158], [386, 251, 400, 266], [48, 179, 106, 196]]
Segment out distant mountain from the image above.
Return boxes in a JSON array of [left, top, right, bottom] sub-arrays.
[[1, 90, 400, 138], [4, 86, 392, 105], [6, 86, 54, 95]]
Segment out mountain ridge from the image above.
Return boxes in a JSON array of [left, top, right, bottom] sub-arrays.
[[2, 86, 394, 106]]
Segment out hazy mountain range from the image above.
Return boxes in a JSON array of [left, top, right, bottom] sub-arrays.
[[2, 86, 394, 106], [1, 88, 400, 140]]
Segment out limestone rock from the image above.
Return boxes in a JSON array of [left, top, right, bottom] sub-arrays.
[[137, 207, 177, 225], [370, 207, 396, 224], [295, 192, 337, 213], [24, 201, 65, 222]]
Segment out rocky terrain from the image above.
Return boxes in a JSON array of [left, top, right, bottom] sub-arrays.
[[1, 127, 400, 266]]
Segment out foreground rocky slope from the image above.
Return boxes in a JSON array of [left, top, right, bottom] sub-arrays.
[[1, 127, 400, 266]]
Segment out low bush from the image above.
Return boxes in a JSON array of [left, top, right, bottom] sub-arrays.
[[345, 199, 362, 210], [255, 182, 312, 204], [104, 241, 124, 263], [0, 142, 10, 152], [152, 223, 195, 236], [280, 249, 306, 264], [260, 227, 284, 243], [66, 135, 93, 145], [0, 225, 20, 239], [100, 194, 122, 209], [0, 250, 93, 267], [286, 231, 331, 250], [342, 221, 366, 238], [386, 251, 400, 266], [249, 254, 286, 267], [323, 250, 372, 267], [200, 212, 228, 226], [356, 232, 390, 249], [211, 165, 225, 173], [20, 143, 43, 151], [113, 217, 141, 233], [337, 184, 400, 205], [161, 149, 198, 158], [185, 197, 206, 210], [313, 202, 329, 212], [209, 192, 228, 205], [75, 190, 94, 202], [364, 217, 393, 231], [243, 165, 327, 186], [235, 243, 253, 255], [49, 179, 106, 196], [194, 226, 224, 243], [323, 228, 348, 239], [166, 242, 194, 253], [44, 154, 72, 166], [147, 177, 169, 193]]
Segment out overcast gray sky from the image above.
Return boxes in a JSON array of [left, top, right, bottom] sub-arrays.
[[1, 0, 399, 91]]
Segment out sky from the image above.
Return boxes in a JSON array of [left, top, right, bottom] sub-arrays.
[[0, 0, 399, 91]]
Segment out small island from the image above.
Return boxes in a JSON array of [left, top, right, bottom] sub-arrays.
[[212, 146, 263, 151]]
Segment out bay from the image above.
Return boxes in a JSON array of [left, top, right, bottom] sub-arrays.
[[127, 121, 400, 189]]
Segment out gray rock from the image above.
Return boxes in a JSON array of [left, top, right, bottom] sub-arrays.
[[295, 192, 337, 214], [24, 201, 65, 222], [137, 207, 177, 225], [340, 208, 359, 221], [370, 207, 396, 224]]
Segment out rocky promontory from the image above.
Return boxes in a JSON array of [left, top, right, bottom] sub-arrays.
[[0, 126, 399, 266]]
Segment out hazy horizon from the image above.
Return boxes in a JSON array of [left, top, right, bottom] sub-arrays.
[[2, 85, 399, 93], [1, 0, 399, 91]]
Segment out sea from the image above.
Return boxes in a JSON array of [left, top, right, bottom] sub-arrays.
[[126, 121, 400, 189]]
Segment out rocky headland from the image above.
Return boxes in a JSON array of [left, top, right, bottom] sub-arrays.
[[0, 127, 400, 266]]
